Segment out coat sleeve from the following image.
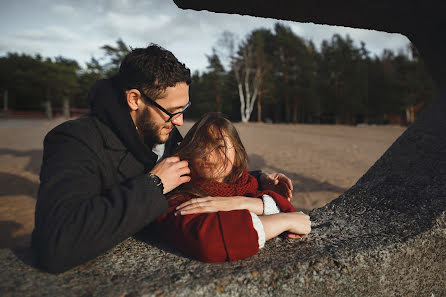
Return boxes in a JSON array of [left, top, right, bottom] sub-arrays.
[[261, 190, 296, 213], [155, 197, 259, 262], [32, 128, 168, 273]]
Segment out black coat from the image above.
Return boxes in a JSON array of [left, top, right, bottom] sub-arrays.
[[32, 114, 182, 273]]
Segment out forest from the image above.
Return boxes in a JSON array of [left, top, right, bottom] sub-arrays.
[[0, 23, 436, 125]]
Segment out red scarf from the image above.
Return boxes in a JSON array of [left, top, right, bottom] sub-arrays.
[[192, 169, 259, 197], [190, 169, 295, 213]]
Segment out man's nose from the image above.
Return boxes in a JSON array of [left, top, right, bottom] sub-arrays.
[[171, 114, 183, 126]]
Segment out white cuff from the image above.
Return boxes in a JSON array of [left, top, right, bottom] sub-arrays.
[[262, 194, 280, 215], [250, 212, 266, 249]]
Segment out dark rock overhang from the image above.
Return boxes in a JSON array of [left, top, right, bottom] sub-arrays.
[[174, 0, 446, 85], [173, 0, 440, 34]]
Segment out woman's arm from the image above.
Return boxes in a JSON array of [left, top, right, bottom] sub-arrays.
[[259, 212, 312, 240], [175, 190, 295, 216], [156, 196, 310, 263], [155, 206, 260, 262], [174, 196, 264, 215]]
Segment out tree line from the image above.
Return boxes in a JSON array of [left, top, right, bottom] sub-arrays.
[[0, 23, 436, 125], [0, 39, 129, 118]]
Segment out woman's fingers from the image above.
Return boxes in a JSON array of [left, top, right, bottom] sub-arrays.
[[174, 197, 220, 215], [174, 196, 246, 215], [176, 202, 207, 212], [286, 212, 311, 235], [175, 205, 212, 216], [287, 233, 306, 239], [176, 197, 212, 210]]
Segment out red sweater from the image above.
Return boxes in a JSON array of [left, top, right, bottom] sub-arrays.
[[155, 170, 295, 262]]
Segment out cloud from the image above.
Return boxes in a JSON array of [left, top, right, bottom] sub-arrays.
[[54, 0, 176, 16], [15, 26, 81, 42], [102, 12, 173, 36], [50, 4, 76, 16]]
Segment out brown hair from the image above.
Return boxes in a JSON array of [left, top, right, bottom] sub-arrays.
[[168, 112, 248, 199]]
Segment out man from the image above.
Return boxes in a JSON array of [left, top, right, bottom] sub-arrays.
[[32, 44, 293, 273]]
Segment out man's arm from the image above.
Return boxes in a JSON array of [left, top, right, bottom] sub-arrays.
[[32, 131, 168, 273]]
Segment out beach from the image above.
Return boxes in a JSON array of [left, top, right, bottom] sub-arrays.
[[0, 117, 406, 248]]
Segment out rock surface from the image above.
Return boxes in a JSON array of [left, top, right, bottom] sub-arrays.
[[1, 93, 445, 296]]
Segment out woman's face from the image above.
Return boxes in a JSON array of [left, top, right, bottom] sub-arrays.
[[191, 131, 236, 182]]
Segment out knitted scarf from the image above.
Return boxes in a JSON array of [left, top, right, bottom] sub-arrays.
[[192, 169, 259, 197], [190, 169, 296, 213]]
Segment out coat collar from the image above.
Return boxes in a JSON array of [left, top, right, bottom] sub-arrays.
[[94, 116, 184, 153], [93, 116, 127, 151], [115, 128, 183, 179]]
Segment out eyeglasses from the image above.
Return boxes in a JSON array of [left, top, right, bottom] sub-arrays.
[[137, 89, 191, 122]]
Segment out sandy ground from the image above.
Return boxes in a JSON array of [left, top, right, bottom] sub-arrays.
[[0, 117, 406, 249]]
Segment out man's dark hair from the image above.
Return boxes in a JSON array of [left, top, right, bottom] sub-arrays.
[[117, 43, 191, 100]]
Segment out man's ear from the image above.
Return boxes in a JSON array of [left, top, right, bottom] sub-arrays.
[[126, 89, 141, 111]]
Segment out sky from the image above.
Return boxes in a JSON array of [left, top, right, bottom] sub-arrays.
[[0, 0, 412, 73]]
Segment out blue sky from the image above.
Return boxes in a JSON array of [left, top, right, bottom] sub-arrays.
[[0, 0, 412, 73]]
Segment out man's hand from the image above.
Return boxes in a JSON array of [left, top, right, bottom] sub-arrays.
[[260, 173, 293, 200], [175, 196, 264, 216], [150, 156, 191, 194]]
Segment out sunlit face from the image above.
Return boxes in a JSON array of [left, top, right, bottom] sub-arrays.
[[191, 131, 236, 183], [134, 82, 189, 144]]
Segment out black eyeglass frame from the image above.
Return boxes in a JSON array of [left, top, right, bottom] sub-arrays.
[[137, 89, 191, 122]]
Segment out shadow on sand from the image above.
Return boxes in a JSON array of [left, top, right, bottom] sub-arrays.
[[0, 148, 43, 175], [0, 220, 34, 270], [0, 172, 39, 198], [249, 153, 347, 195], [0, 149, 42, 198], [0, 221, 31, 248]]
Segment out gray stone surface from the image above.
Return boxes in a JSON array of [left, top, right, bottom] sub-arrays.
[[1, 94, 445, 296]]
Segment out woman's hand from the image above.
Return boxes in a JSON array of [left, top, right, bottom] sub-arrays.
[[260, 173, 293, 200], [286, 211, 311, 237], [258, 211, 311, 241], [175, 196, 264, 216]]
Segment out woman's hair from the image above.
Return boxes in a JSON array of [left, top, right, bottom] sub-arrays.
[[168, 112, 248, 199]]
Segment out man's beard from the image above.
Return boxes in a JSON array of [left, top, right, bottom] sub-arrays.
[[136, 107, 173, 145]]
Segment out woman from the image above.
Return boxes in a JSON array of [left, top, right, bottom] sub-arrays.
[[155, 112, 311, 262]]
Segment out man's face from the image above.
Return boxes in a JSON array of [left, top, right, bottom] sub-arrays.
[[135, 82, 189, 145]]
